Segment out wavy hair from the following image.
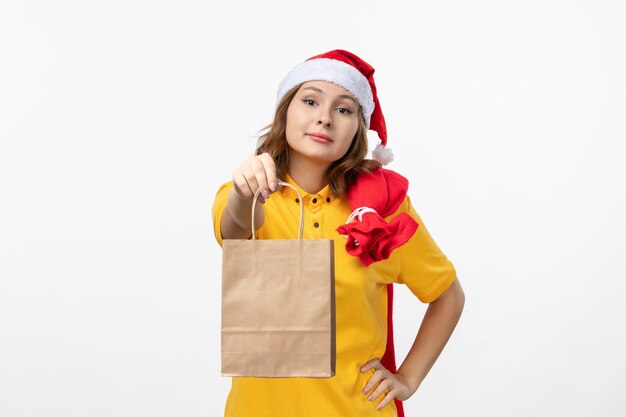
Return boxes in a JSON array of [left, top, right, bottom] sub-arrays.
[[256, 84, 381, 196]]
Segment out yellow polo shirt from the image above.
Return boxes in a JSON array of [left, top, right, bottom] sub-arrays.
[[212, 174, 456, 417]]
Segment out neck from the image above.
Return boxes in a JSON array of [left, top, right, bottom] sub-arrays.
[[288, 154, 329, 194]]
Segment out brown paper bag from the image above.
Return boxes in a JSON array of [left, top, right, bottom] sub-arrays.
[[221, 182, 336, 377]]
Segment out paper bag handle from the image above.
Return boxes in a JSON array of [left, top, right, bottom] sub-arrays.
[[251, 181, 304, 240]]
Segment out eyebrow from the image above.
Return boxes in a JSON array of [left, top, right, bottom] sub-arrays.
[[301, 86, 358, 104]]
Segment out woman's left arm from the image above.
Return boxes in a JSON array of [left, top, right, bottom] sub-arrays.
[[361, 277, 465, 410]]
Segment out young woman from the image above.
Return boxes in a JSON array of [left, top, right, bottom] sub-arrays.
[[212, 49, 465, 417]]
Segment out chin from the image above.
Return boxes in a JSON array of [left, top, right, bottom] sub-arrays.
[[288, 142, 346, 165], [310, 150, 343, 161]]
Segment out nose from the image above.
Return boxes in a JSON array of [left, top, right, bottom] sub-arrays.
[[317, 108, 331, 126]]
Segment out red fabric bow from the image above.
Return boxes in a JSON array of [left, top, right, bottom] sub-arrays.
[[336, 168, 419, 266]]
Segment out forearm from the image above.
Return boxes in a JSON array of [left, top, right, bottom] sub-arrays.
[[397, 277, 465, 392], [220, 188, 265, 240]]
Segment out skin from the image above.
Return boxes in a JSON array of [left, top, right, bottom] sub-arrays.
[[221, 80, 359, 239], [220, 80, 465, 411], [360, 277, 464, 410]]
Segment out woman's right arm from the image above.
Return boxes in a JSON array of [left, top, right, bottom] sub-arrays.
[[220, 153, 277, 240]]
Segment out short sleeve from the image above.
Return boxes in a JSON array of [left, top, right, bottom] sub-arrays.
[[392, 195, 457, 303], [211, 181, 234, 247]]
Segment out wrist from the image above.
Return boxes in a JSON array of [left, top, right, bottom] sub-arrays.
[[227, 187, 265, 233], [395, 369, 423, 394], [229, 187, 265, 206], [229, 187, 251, 202]]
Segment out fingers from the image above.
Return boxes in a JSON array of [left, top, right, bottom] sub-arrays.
[[232, 171, 263, 203], [366, 377, 392, 401], [362, 365, 387, 397], [360, 358, 383, 374], [259, 153, 277, 192], [375, 390, 397, 411], [232, 153, 277, 201], [360, 358, 401, 411]]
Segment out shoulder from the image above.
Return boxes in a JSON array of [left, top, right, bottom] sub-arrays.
[[370, 167, 421, 221], [212, 181, 233, 213], [214, 180, 234, 198], [211, 181, 234, 246]]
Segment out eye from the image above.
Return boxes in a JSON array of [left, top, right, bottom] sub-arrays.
[[337, 107, 354, 115], [302, 99, 317, 106]]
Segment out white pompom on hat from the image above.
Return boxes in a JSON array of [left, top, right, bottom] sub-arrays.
[[276, 49, 393, 165]]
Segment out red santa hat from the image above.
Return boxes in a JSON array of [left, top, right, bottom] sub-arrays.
[[276, 49, 394, 165]]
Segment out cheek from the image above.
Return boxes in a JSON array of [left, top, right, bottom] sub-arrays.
[[285, 115, 298, 141], [340, 122, 359, 148], [285, 107, 303, 135], [284, 111, 296, 141]]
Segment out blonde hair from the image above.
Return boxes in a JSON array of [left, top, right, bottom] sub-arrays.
[[256, 84, 381, 196]]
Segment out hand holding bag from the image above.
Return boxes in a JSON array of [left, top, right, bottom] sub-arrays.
[[221, 181, 336, 377]]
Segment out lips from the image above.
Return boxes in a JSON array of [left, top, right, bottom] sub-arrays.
[[307, 133, 332, 143]]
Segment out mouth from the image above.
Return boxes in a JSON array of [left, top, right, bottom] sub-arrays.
[[306, 133, 332, 143]]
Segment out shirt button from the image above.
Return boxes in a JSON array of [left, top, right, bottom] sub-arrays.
[[326, 197, 331, 203], [312, 198, 317, 204], [295, 198, 299, 203], [313, 222, 319, 228]]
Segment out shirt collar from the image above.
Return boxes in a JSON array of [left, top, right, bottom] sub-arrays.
[[280, 173, 335, 204]]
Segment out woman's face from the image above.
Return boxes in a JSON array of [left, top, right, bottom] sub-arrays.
[[285, 80, 360, 167]]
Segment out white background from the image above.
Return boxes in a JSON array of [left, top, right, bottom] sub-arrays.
[[1, 1, 625, 416]]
